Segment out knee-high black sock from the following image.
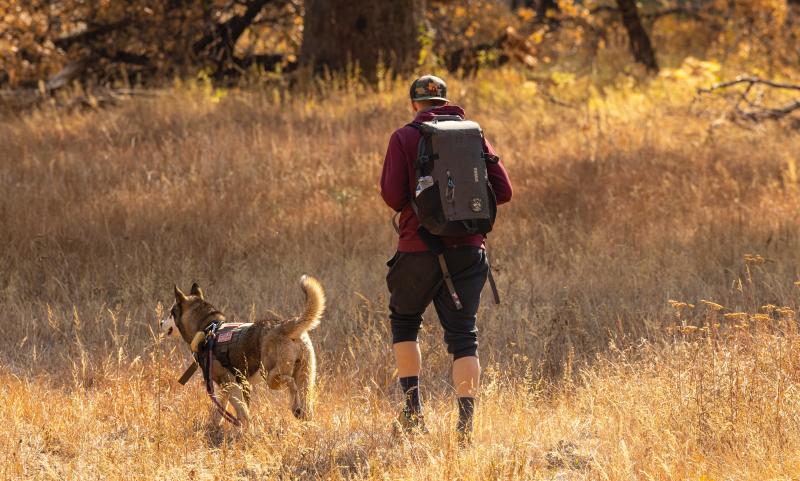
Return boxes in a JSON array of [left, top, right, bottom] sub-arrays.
[[399, 376, 421, 414], [457, 397, 475, 433]]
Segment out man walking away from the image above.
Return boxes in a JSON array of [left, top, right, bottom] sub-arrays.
[[380, 74, 513, 444]]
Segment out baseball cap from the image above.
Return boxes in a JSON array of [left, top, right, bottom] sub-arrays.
[[409, 75, 448, 102]]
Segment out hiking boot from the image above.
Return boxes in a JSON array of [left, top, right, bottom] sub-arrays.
[[394, 409, 428, 435]]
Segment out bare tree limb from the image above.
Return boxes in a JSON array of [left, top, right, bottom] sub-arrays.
[[193, 0, 275, 57], [643, 7, 703, 21], [697, 76, 800, 126], [698, 76, 800, 94], [590, 5, 704, 21], [738, 100, 800, 122], [54, 20, 131, 50]]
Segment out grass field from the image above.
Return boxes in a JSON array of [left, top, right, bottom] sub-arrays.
[[2, 67, 800, 480]]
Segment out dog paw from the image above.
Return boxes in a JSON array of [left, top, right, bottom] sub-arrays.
[[206, 426, 225, 446], [293, 407, 310, 420]]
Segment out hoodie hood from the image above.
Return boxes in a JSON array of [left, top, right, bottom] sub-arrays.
[[413, 105, 466, 123]]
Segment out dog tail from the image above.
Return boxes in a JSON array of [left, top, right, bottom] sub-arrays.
[[284, 275, 325, 339]]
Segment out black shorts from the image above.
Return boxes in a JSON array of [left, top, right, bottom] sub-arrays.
[[386, 246, 488, 359]]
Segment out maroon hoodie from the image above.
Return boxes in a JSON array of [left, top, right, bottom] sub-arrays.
[[380, 105, 513, 252]]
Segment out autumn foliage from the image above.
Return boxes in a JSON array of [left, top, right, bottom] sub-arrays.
[[2, 0, 799, 90]]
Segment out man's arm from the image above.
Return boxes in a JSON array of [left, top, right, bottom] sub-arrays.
[[484, 139, 512, 204], [380, 131, 409, 212]]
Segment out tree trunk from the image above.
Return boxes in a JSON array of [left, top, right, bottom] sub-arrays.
[[536, 0, 559, 21], [616, 0, 659, 73], [300, 0, 425, 78]]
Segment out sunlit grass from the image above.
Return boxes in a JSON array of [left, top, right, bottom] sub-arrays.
[[1, 66, 799, 479]]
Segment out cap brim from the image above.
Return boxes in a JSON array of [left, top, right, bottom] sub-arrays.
[[412, 95, 449, 102]]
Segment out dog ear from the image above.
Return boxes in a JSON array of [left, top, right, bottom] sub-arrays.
[[174, 285, 188, 303], [190, 282, 204, 300]]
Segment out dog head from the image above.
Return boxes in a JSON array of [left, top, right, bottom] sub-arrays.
[[160, 283, 219, 343]]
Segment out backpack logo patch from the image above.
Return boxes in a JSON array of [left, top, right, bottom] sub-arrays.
[[471, 197, 483, 212], [217, 331, 234, 343]]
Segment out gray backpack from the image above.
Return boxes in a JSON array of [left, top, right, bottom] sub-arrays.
[[408, 115, 499, 237]]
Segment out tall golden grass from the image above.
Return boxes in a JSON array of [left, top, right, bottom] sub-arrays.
[[2, 66, 800, 479]]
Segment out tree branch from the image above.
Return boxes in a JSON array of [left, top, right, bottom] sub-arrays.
[[643, 6, 703, 21], [54, 20, 131, 50], [697, 76, 800, 125], [193, 0, 275, 56], [698, 76, 800, 94], [589, 5, 704, 21]]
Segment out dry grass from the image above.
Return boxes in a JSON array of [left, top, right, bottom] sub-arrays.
[[2, 66, 800, 479]]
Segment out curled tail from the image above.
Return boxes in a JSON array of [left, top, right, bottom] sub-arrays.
[[283, 275, 325, 339]]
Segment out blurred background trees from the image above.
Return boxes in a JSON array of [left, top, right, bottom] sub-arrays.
[[0, 0, 304, 88], [300, 0, 425, 78], [0, 0, 798, 91]]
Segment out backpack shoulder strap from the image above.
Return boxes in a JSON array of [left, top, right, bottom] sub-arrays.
[[478, 131, 501, 164], [405, 122, 437, 176]]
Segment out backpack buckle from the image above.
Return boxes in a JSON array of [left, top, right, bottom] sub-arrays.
[[446, 170, 455, 203], [483, 152, 500, 164]]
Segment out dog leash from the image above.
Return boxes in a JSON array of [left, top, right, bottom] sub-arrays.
[[183, 321, 242, 427], [205, 344, 242, 427], [177, 362, 198, 385]]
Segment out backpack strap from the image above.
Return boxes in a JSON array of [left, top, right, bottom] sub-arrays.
[[484, 243, 501, 305], [483, 152, 500, 164], [406, 122, 437, 177], [487, 266, 500, 305], [480, 131, 501, 164], [404, 122, 432, 231], [417, 227, 463, 310], [438, 253, 463, 310]]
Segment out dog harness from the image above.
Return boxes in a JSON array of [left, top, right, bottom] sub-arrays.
[[176, 321, 254, 427], [211, 322, 254, 371]]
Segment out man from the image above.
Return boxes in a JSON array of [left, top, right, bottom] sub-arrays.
[[380, 74, 513, 442]]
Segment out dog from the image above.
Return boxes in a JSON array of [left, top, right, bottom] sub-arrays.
[[160, 275, 325, 430]]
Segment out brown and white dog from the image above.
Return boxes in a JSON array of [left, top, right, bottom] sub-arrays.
[[160, 275, 325, 430]]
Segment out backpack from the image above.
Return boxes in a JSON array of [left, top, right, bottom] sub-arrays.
[[408, 115, 500, 237]]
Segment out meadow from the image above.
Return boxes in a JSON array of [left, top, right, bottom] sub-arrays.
[[2, 65, 800, 479]]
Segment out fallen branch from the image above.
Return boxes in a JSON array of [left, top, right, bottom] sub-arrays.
[[738, 100, 800, 122], [697, 76, 800, 126], [698, 76, 800, 94]]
